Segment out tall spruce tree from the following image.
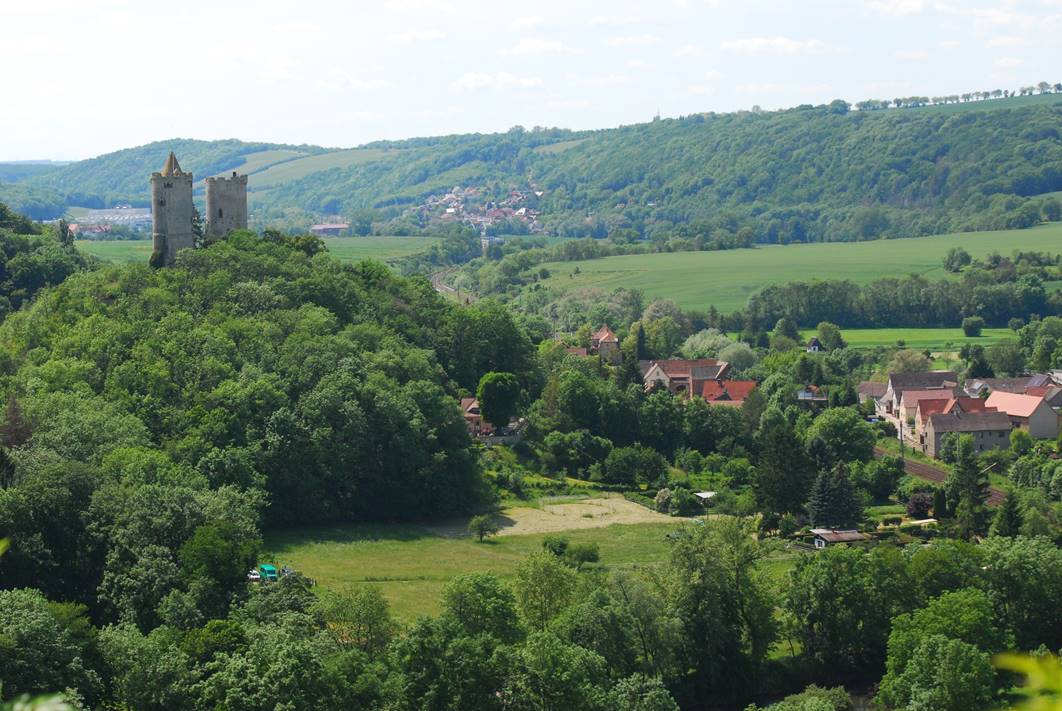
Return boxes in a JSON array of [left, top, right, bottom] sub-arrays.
[[807, 463, 863, 528], [946, 435, 990, 539], [754, 423, 814, 514], [989, 491, 1022, 538]]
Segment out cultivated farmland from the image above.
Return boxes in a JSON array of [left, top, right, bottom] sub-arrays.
[[537, 222, 1062, 312]]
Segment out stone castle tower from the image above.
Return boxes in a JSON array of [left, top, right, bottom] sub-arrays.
[[205, 172, 248, 238], [150, 152, 195, 267]]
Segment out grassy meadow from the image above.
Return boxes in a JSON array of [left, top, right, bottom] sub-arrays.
[[263, 520, 683, 620], [76, 235, 440, 265], [539, 222, 1062, 312], [804, 327, 1014, 350]]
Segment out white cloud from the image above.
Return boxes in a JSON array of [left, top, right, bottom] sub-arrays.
[[501, 37, 581, 55], [736, 82, 783, 93], [673, 44, 703, 57], [895, 49, 929, 59], [971, 7, 1037, 29], [721, 37, 836, 54], [510, 16, 542, 30], [316, 74, 389, 92], [687, 84, 715, 95], [388, 29, 443, 43], [939, 39, 960, 49], [384, 0, 453, 11], [451, 71, 542, 90], [995, 56, 1023, 68], [626, 59, 647, 68], [608, 35, 660, 47], [986, 35, 1022, 47], [864, 0, 926, 15]]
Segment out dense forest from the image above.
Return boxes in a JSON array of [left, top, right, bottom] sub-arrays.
[[3, 93, 1061, 240]]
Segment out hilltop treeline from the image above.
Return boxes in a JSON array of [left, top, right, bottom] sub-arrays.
[[5, 94, 1062, 237]]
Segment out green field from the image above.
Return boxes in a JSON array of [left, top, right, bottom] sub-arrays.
[[76, 235, 440, 264], [540, 223, 1062, 312], [248, 148, 399, 188], [804, 327, 1014, 350], [263, 521, 681, 620]]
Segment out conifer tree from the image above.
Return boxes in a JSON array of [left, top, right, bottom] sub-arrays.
[[807, 463, 863, 528], [989, 491, 1023, 538], [754, 423, 814, 515], [946, 435, 990, 539]]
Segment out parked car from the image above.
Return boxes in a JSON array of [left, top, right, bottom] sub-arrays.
[[259, 564, 278, 582], [247, 569, 261, 582]]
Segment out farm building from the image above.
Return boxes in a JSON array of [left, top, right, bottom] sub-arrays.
[[640, 359, 732, 396]]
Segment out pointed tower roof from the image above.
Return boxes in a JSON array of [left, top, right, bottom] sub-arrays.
[[160, 151, 183, 177]]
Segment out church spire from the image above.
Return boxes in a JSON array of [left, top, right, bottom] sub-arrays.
[[160, 151, 183, 177]]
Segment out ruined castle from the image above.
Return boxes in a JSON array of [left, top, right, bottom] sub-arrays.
[[150, 152, 247, 266]]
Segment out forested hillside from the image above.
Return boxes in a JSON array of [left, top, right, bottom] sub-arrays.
[[4, 94, 1061, 239]]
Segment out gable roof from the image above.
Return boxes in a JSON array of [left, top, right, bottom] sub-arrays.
[[985, 391, 1050, 419], [807, 337, 823, 348], [945, 396, 993, 414], [565, 347, 588, 357], [888, 371, 958, 391], [643, 359, 728, 378], [857, 381, 887, 398], [459, 397, 479, 414], [916, 398, 951, 423], [901, 388, 960, 408], [927, 410, 1013, 433], [701, 379, 757, 403], [591, 325, 618, 343]]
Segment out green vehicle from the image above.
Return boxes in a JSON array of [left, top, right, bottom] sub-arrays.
[[259, 564, 278, 582]]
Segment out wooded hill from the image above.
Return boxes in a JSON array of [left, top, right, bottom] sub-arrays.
[[3, 93, 1061, 242]]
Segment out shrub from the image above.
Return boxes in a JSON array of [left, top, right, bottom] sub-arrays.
[[564, 542, 600, 568], [468, 514, 500, 541], [906, 492, 933, 519], [669, 487, 701, 516], [962, 316, 985, 337], [654, 488, 673, 513], [778, 513, 799, 538], [542, 535, 569, 557]]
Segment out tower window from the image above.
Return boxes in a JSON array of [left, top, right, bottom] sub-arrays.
[[218, 208, 223, 218], [164, 182, 173, 188], [158, 199, 166, 206]]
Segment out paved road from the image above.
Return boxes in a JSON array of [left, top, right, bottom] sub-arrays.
[[874, 447, 1005, 507]]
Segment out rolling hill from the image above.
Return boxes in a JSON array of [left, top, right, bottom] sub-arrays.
[[2, 92, 1061, 241]]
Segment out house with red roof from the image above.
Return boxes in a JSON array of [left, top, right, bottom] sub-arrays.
[[640, 359, 732, 397], [459, 397, 494, 436], [590, 326, 620, 364], [985, 391, 1059, 439], [700, 379, 757, 407]]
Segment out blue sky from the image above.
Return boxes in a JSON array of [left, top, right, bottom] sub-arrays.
[[2, 0, 1060, 160]]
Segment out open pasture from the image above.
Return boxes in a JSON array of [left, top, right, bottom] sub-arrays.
[[539, 223, 1062, 312], [806, 327, 1014, 350], [76, 235, 440, 264]]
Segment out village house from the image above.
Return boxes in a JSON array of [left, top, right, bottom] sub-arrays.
[[915, 396, 995, 439], [921, 410, 1013, 458], [877, 371, 959, 417], [565, 346, 588, 357], [640, 359, 732, 397], [806, 337, 824, 353], [964, 374, 1052, 398], [898, 387, 962, 426], [590, 326, 620, 364], [700, 379, 757, 407], [459, 397, 493, 437], [811, 529, 868, 548], [984, 391, 1059, 439], [857, 381, 887, 405]]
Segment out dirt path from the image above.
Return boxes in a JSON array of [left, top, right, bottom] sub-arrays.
[[874, 446, 1005, 507], [425, 494, 682, 538]]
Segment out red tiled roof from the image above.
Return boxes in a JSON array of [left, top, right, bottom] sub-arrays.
[[591, 326, 618, 343], [702, 379, 757, 403], [945, 396, 993, 414], [916, 398, 950, 423], [459, 397, 478, 413], [566, 347, 588, 357], [901, 388, 959, 408]]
